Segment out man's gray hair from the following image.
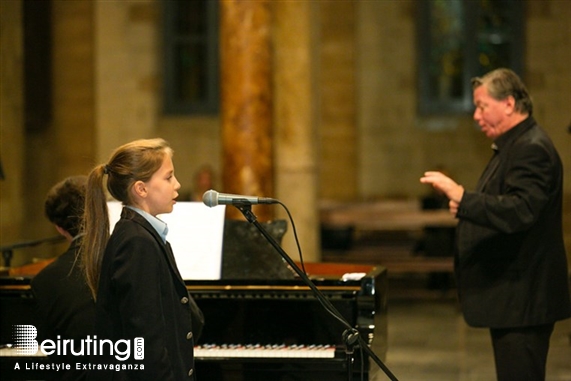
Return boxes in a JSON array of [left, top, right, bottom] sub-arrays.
[[471, 68, 533, 115]]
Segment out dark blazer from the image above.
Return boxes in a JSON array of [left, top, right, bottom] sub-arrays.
[[455, 117, 571, 328], [90, 208, 204, 381], [31, 239, 95, 381]]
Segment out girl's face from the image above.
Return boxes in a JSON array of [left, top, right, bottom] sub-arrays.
[[143, 154, 181, 216]]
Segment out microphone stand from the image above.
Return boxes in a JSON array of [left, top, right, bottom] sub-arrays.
[[234, 203, 398, 381]]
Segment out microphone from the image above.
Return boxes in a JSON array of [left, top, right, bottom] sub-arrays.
[[202, 189, 278, 207]]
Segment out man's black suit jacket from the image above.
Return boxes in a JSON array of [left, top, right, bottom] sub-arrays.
[[455, 117, 571, 328]]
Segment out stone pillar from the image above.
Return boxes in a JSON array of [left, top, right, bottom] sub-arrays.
[[220, 0, 273, 221], [318, 2, 357, 201], [23, 0, 96, 258], [94, 1, 159, 163], [273, 2, 320, 262], [51, 0, 95, 178]]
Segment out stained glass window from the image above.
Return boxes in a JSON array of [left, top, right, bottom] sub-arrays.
[[417, 0, 524, 115]]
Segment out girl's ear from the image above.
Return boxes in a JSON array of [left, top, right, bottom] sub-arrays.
[[132, 180, 147, 199]]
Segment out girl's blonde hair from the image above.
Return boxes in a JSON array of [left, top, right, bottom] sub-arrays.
[[80, 138, 173, 299]]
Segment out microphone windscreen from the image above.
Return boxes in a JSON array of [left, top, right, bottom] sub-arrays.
[[202, 190, 218, 207]]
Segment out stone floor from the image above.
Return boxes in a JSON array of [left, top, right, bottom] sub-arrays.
[[373, 279, 571, 381]]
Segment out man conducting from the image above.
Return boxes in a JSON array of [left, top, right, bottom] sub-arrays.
[[421, 68, 571, 381]]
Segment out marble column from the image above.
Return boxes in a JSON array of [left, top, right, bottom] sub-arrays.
[[220, 0, 273, 221]]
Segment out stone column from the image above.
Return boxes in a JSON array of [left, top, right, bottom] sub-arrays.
[[318, 2, 357, 201], [273, 2, 320, 262], [220, 0, 273, 221], [51, 0, 95, 177], [94, 1, 158, 163], [29, 1, 96, 257]]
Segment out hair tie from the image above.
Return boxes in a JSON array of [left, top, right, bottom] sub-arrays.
[[103, 165, 110, 175]]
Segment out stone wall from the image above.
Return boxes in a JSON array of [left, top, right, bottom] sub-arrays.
[[0, 0, 26, 264], [1, 0, 570, 265]]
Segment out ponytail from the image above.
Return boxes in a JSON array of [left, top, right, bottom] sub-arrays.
[[80, 138, 172, 300], [80, 164, 110, 300]]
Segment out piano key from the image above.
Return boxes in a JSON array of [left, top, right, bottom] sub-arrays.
[[194, 344, 336, 359], [0, 346, 46, 357]]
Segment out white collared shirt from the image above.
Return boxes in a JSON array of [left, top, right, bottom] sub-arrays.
[[126, 206, 168, 243]]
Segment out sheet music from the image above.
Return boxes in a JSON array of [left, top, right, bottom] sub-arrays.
[[107, 202, 226, 280]]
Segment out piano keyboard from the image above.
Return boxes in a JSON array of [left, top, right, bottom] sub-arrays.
[[1, 344, 336, 359], [0, 346, 45, 357], [195, 344, 336, 359]]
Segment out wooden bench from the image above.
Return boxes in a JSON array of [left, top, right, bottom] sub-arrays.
[[319, 199, 458, 290], [322, 247, 453, 274], [376, 256, 453, 274]]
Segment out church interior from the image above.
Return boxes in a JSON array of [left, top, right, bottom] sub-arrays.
[[1, 1, 570, 380]]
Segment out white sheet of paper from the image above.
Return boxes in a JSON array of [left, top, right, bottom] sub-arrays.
[[107, 201, 226, 280]]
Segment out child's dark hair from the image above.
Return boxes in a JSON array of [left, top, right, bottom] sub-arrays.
[[44, 176, 87, 237]]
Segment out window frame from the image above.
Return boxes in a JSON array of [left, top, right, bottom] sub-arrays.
[[417, 0, 524, 116], [163, 0, 220, 115]]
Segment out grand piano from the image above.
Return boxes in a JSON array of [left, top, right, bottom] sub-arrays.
[[1, 220, 388, 381]]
